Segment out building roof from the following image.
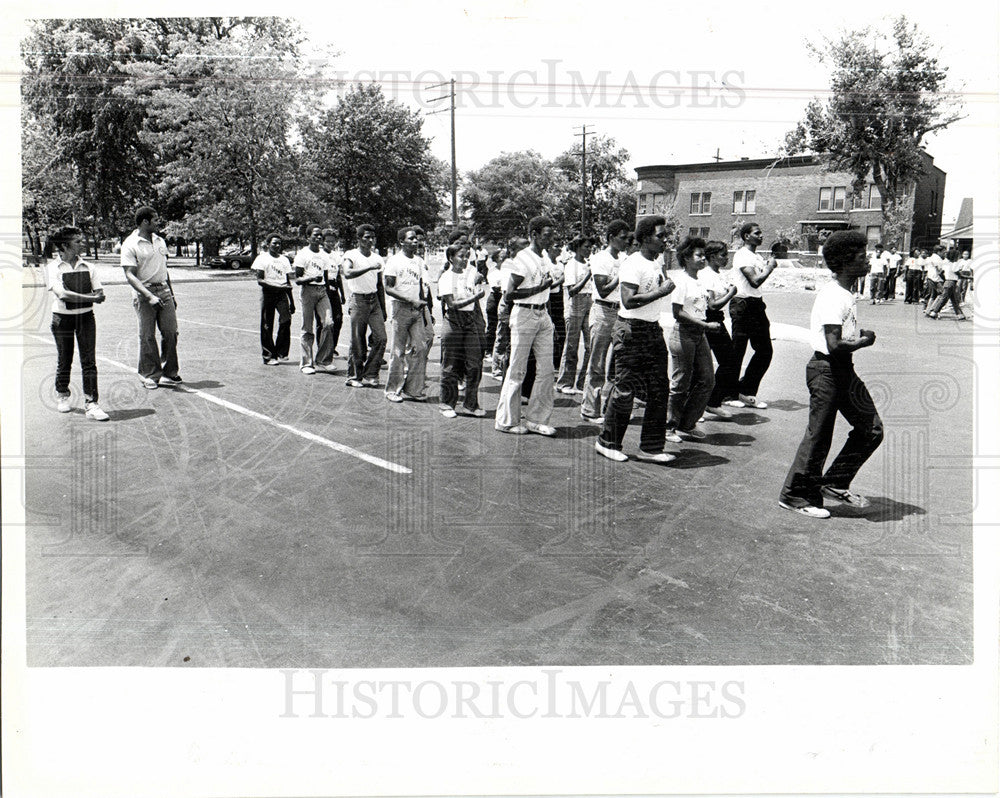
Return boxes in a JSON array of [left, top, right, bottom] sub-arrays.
[[941, 198, 973, 239], [635, 155, 819, 177]]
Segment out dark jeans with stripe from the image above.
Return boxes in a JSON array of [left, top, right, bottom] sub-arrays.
[[705, 308, 739, 406], [52, 311, 98, 402], [780, 354, 883, 507], [729, 296, 772, 397]]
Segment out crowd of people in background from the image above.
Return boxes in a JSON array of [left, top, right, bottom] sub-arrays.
[[858, 241, 971, 320]]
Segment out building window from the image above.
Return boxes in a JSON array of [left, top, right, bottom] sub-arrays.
[[733, 189, 756, 214], [866, 226, 882, 248], [868, 184, 881, 209], [687, 227, 711, 239], [638, 193, 650, 215], [818, 186, 847, 211], [690, 192, 711, 215], [651, 192, 669, 213]]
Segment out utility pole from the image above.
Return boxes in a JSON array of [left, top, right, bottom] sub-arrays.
[[712, 148, 722, 163], [427, 79, 458, 227], [573, 124, 594, 233]]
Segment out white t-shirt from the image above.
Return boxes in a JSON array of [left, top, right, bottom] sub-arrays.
[[564, 258, 593, 296], [252, 252, 294, 288], [293, 247, 333, 286], [486, 265, 503, 289], [617, 251, 671, 322], [589, 247, 622, 304], [810, 281, 857, 355], [438, 268, 476, 306], [383, 252, 425, 305], [323, 248, 343, 281], [48, 258, 103, 315], [926, 254, 945, 282], [508, 247, 550, 305], [342, 248, 384, 295], [732, 247, 766, 298], [698, 266, 728, 298], [941, 259, 960, 282], [868, 252, 886, 275], [671, 270, 709, 322], [886, 252, 902, 272]]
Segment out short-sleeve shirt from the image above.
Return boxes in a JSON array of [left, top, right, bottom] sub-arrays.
[[383, 252, 424, 305], [342, 248, 384, 294], [323, 249, 343, 281], [508, 247, 549, 305], [438, 268, 476, 306], [698, 266, 728, 297], [941, 259, 960, 281], [926, 254, 945, 282], [252, 252, 294, 288], [886, 252, 902, 272], [589, 247, 622, 303], [672, 270, 709, 322], [486, 265, 503, 289], [732, 247, 766, 298], [810, 281, 857, 355], [868, 253, 886, 275], [617, 252, 670, 322], [293, 246, 333, 287], [564, 258, 593, 295], [120, 230, 169, 286], [48, 258, 103, 315]]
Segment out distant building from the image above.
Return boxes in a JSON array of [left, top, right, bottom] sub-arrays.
[[635, 152, 946, 251], [941, 197, 973, 254]]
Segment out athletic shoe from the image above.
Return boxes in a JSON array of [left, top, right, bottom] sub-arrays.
[[56, 394, 72, 413], [664, 428, 682, 443], [821, 486, 870, 509], [318, 364, 339, 374], [525, 421, 556, 437], [278, 356, 290, 362], [580, 413, 604, 425], [265, 358, 280, 366], [401, 392, 428, 402], [495, 423, 528, 435], [634, 450, 676, 464], [956, 316, 968, 321], [140, 377, 158, 390], [440, 407, 458, 418], [361, 378, 380, 388], [345, 378, 363, 388], [386, 392, 404, 403], [160, 374, 183, 385], [679, 426, 707, 440], [85, 402, 110, 421], [705, 405, 732, 419], [739, 394, 768, 409], [722, 398, 746, 408], [595, 440, 628, 462], [559, 386, 577, 395], [301, 365, 316, 375], [459, 407, 487, 418], [778, 501, 830, 519]]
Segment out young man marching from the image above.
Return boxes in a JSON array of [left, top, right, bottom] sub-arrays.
[[728, 222, 777, 409], [342, 224, 388, 388], [383, 226, 430, 402]]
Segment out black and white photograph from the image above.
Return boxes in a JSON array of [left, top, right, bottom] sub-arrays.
[[2, 1, 997, 795]]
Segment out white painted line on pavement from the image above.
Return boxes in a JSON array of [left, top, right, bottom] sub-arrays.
[[27, 335, 412, 475], [177, 318, 257, 335]]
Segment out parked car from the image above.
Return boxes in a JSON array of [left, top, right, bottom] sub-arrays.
[[206, 247, 255, 270]]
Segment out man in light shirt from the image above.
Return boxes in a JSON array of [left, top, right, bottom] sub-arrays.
[[293, 225, 337, 375], [321, 229, 346, 356], [868, 243, 887, 304], [342, 223, 387, 387], [728, 222, 777, 409], [383, 226, 429, 401], [252, 233, 295, 365], [120, 205, 181, 389]]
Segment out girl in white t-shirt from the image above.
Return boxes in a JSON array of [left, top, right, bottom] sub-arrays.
[[46, 226, 109, 421], [437, 244, 487, 418], [666, 237, 720, 440]]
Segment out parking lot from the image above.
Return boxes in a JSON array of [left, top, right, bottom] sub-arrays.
[[20, 272, 975, 667]]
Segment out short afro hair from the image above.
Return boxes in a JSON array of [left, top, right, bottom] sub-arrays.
[[634, 215, 666, 245], [822, 230, 867, 272], [675, 236, 707, 266]]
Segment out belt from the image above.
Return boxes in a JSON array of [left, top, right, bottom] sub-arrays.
[[514, 302, 547, 309], [594, 298, 617, 307], [353, 292, 377, 299], [146, 282, 167, 288]]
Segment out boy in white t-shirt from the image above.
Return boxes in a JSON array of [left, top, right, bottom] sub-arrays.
[[383, 226, 429, 401], [779, 230, 883, 519], [252, 233, 295, 364]]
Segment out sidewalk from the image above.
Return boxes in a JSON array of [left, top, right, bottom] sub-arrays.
[[22, 260, 256, 287]]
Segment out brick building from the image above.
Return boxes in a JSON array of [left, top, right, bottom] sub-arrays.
[[635, 152, 946, 252]]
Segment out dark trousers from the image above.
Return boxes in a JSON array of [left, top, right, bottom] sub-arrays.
[[548, 292, 565, 370], [347, 294, 387, 380], [326, 288, 344, 351], [903, 271, 923, 303], [440, 311, 482, 411], [780, 355, 883, 507], [598, 317, 670, 453], [52, 311, 98, 402], [729, 296, 772, 397], [927, 279, 964, 317], [260, 285, 291, 361], [922, 279, 941, 307], [705, 310, 739, 406], [485, 288, 501, 356]]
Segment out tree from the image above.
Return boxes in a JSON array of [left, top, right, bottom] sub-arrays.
[[300, 84, 443, 249], [552, 135, 637, 235], [462, 151, 572, 242], [21, 124, 78, 259], [782, 16, 963, 247]]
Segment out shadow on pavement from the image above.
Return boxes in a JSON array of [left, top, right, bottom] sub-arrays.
[[667, 448, 730, 469], [702, 432, 755, 447], [762, 399, 808, 412], [728, 412, 771, 426], [828, 496, 928, 523], [108, 409, 156, 421], [178, 381, 224, 390]]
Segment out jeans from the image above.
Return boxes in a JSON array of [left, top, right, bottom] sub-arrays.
[[927, 279, 964, 317], [299, 284, 334, 368], [922, 279, 941, 307], [580, 301, 617, 418], [548, 291, 566, 369], [556, 293, 593, 391], [495, 304, 554, 428], [440, 311, 482, 411], [869, 274, 885, 300], [729, 296, 772, 397], [260, 285, 291, 361], [705, 310, 739, 406], [598, 317, 669, 453], [385, 301, 428, 397], [326, 287, 344, 351], [903, 271, 923, 303], [667, 322, 715, 431], [133, 283, 179, 382], [51, 311, 98, 402], [492, 300, 511, 375], [485, 288, 502, 356], [780, 354, 884, 507], [347, 293, 387, 380]]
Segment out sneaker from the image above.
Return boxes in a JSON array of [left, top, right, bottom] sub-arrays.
[[386, 392, 404, 403], [362, 378, 380, 388], [559, 386, 577, 395], [634, 450, 676, 464], [580, 413, 604, 425], [440, 407, 458, 418], [705, 405, 733, 419], [345, 378, 363, 388], [318, 364, 339, 374], [278, 356, 290, 362], [301, 365, 316, 375], [459, 407, 487, 418], [821, 486, 870, 509], [401, 392, 428, 402], [778, 501, 831, 519], [722, 398, 745, 408], [140, 377, 158, 390], [739, 394, 768, 409], [595, 440, 628, 462], [265, 358, 280, 366], [664, 428, 682, 443], [525, 421, 556, 437], [56, 394, 72, 413], [490, 371, 504, 381], [160, 374, 183, 385], [679, 426, 707, 441], [85, 402, 110, 421], [495, 423, 528, 435]]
